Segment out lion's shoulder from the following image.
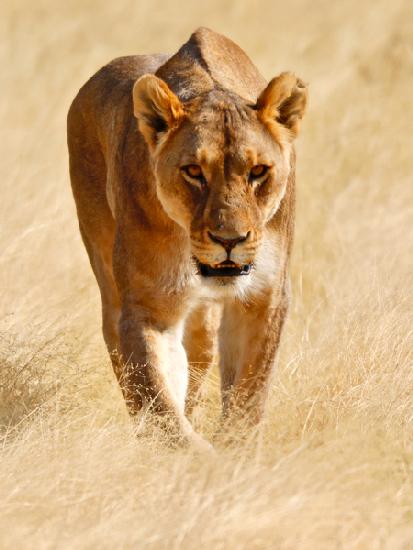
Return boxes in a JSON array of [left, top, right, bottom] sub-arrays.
[[69, 53, 171, 126]]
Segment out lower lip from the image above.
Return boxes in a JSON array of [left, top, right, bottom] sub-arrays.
[[197, 261, 252, 277]]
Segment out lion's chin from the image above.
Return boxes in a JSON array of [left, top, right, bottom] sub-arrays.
[[195, 259, 252, 277]]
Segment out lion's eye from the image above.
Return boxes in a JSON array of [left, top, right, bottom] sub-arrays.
[[249, 164, 269, 181], [182, 164, 203, 180]]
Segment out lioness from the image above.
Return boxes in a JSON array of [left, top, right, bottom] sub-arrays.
[[67, 28, 307, 448]]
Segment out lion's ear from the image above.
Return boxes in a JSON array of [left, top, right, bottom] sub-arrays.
[[133, 74, 184, 150], [256, 72, 308, 138]]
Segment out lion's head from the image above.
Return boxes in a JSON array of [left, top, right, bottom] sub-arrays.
[[133, 71, 307, 289]]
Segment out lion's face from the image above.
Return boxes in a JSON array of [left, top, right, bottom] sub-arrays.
[[154, 95, 291, 278], [133, 73, 307, 287]]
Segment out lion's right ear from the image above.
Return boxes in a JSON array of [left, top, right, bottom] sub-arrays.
[[256, 72, 308, 138], [132, 74, 184, 150]]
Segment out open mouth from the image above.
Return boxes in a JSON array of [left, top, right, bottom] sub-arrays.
[[196, 259, 252, 277]]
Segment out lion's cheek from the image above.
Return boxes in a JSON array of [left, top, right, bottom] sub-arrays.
[[156, 185, 192, 232], [257, 176, 289, 224]]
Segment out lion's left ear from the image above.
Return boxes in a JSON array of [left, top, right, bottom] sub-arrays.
[[256, 72, 308, 138], [133, 74, 184, 151]]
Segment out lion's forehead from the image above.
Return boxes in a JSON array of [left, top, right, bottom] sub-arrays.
[[181, 107, 280, 169], [186, 91, 253, 132]]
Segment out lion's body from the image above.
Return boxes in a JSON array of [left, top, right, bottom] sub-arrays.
[[67, 28, 307, 447]]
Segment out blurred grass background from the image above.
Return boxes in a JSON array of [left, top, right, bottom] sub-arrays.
[[1, 1, 412, 548]]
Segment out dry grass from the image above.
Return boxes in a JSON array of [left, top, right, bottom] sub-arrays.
[[1, 0, 413, 548]]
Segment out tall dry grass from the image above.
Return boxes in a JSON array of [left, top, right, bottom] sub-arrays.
[[1, 0, 412, 548]]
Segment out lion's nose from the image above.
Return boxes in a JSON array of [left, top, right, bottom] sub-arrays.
[[208, 231, 250, 252]]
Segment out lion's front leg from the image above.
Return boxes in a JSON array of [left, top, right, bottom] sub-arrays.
[[183, 303, 221, 415], [219, 288, 289, 429], [118, 302, 211, 449]]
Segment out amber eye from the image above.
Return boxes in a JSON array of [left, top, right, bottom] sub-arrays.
[[182, 164, 203, 179], [249, 164, 269, 181]]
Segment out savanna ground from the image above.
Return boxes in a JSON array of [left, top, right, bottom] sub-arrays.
[[1, 1, 413, 548]]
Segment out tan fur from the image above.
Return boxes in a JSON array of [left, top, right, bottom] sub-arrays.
[[67, 28, 307, 448]]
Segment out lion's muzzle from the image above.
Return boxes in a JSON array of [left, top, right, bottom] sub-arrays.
[[191, 228, 257, 277]]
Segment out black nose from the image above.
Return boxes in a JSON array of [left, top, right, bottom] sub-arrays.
[[208, 231, 250, 252]]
